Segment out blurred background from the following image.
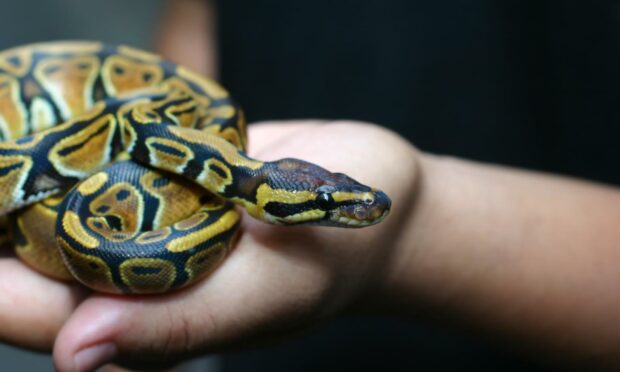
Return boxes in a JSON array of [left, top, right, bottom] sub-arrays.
[[1, 0, 619, 370]]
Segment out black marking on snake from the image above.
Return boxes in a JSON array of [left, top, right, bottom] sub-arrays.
[[199, 194, 214, 205], [209, 163, 227, 178], [7, 55, 21, 67], [132, 266, 162, 275], [264, 201, 317, 218], [152, 177, 169, 188], [96, 205, 110, 214], [97, 205, 110, 214], [8, 217, 27, 247], [92, 80, 106, 101], [195, 252, 215, 265], [16, 136, 35, 145], [57, 122, 110, 157], [149, 142, 186, 158], [116, 189, 130, 201], [178, 158, 201, 180], [0, 44, 384, 295], [121, 125, 133, 143], [104, 215, 122, 231], [217, 164, 263, 203], [0, 162, 24, 177], [43, 65, 61, 75], [166, 105, 197, 117], [138, 184, 161, 230], [141, 231, 166, 241]]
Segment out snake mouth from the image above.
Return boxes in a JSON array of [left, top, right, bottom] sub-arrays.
[[333, 208, 390, 227], [329, 190, 391, 228]]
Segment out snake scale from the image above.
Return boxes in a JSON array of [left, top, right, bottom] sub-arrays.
[[0, 41, 391, 294]]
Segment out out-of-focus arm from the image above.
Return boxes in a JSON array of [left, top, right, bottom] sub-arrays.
[[154, 0, 218, 77]]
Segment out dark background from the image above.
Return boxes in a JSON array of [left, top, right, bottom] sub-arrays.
[[0, 0, 618, 370], [220, 0, 620, 186], [217, 1, 619, 371]]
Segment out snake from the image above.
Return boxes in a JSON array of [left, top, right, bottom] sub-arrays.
[[0, 41, 391, 294]]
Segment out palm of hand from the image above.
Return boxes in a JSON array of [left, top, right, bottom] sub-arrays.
[[0, 121, 416, 370]]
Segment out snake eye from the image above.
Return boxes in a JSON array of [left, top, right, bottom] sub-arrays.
[[316, 192, 335, 210]]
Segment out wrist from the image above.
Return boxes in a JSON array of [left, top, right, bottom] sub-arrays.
[[348, 142, 425, 315], [376, 151, 432, 314], [376, 153, 472, 316]]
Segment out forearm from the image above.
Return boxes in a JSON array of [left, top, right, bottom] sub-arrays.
[[154, 0, 217, 77], [386, 153, 620, 367]]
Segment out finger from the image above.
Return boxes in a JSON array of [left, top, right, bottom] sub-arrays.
[[53, 219, 354, 371], [53, 121, 413, 371], [246, 120, 326, 157], [0, 257, 86, 351]]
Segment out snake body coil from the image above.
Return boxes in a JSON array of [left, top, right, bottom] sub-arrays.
[[0, 42, 391, 294]]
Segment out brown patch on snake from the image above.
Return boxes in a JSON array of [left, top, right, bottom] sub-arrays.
[[101, 55, 164, 95], [0, 74, 28, 139], [86, 183, 144, 241], [48, 113, 117, 178], [34, 55, 100, 120], [140, 170, 205, 227]]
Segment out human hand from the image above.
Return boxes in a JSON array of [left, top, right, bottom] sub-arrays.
[[0, 120, 418, 370]]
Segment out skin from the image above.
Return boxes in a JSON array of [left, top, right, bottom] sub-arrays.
[[2, 0, 620, 370], [0, 121, 415, 370], [0, 120, 619, 371], [154, 0, 218, 77]]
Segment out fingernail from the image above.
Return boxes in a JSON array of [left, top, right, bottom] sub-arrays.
[[73, 343, 117, 372]]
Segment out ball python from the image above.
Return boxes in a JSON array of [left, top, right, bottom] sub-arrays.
[[0, 41, 391, 294]]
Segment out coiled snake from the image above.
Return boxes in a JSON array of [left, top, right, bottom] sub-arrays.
[[0, 42, 391, 294]]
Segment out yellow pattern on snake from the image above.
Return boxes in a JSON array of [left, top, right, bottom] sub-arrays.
[[0, 42, 391, 294]]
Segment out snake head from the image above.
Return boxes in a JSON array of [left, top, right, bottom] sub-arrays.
[[259, 159, 391, 227], [311, 181, 391, 227]]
